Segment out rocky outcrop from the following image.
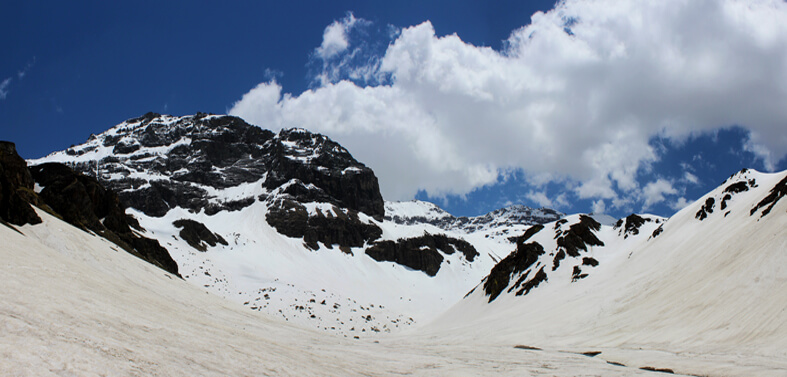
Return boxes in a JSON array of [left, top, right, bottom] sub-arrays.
[[173, 219, 228, 252], [483, 241, 546, 302], [555, 215, 604, 257], [264, 128, 384, 220], [0, 142, 42, 226], [751, 174, 787, 218], [266, 198, 382, 251], [364, 233, 479, 277], [29, 162, 180, 276]]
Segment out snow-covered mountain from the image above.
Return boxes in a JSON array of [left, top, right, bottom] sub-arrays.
[[426, 167, 787, 376], [4, 112, 787, 375], [29, 113, 560, 336]]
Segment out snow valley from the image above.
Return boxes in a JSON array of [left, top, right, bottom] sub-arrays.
[[2, 113, 786, 376]]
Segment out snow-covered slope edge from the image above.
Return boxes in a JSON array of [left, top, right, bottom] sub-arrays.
[[426, 168, 787, 376], [1, 209, 660, 376]]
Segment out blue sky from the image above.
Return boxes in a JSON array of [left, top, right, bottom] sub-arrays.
[[2, 1, 787, 219]]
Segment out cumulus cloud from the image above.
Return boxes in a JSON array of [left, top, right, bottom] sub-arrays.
[[670, 197, 691, 211], [591, 199, 606, 214], [642, 179, 678, 210], [526, 191, 554, 208], [315, 13, 358, 60], [231, 0, 787, 204]]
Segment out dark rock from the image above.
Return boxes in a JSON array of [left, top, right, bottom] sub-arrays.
[[173, 219, 228, 251], [366, 240, 443, 277], [556, 215, 604, 257], [483, 241, 545, 302], [514, 266, 547, 296], [582, 257, 599, 266], [750, 174, 787, 218], [650, 224, 664, 239], [552, 249, 565, 271], [512, 224, 544, 244], [364, 233, 477, 276], [266, 198, 382, 251], [614, 214, 648, 239], [639, 366, 674, 374], [695, 197, 715, 220], [262, 128, 384, 219], [0, 141, 42, 225], [571, 266, 588, 282]]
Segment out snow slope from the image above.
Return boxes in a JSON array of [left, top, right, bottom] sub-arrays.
[[129, 199, 514, 338], [426, 169, 787, 376], [1, 209, 658, 376]]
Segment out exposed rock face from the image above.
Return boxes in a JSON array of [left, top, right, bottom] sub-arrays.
[[265, 198, 382, 251], [29, 162, 180, 276], [0, 142, 42, 226], [173, 219, 228, 252], [555, 215, 604, 257], [365, 234, 479, 277], [483, 241, 546, 302], [751, 174, 787, 218], [42, 113, 384, 221], [33, 114, 387, 253], [264, 128, 384, 220]]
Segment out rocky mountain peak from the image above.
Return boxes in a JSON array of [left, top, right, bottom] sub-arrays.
[[34, 113, 384, 220]]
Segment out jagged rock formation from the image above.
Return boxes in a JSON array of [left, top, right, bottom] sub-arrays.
[[29, 163, 180, 276], [0, 142, 42, 226], [33, 113, 386, 252], [1, 141, 179, 275], [45, 113, 383, 219]]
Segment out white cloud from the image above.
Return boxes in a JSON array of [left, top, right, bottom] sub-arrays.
[[591, 199, 606, 214], [642, 179, 678, 209], [683, 171, 699, 185], [670, 197, 691, 211], [0, 77, 10, 100], [526, 191, 553, 207], [592, 199, 607, 214], [231, 0, 787, 202], [315, 13, 358, 60]]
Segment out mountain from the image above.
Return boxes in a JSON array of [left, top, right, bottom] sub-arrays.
[[4, 111, 787, 375], [29, 113, 561, 336], [428, 168, 787, 376], [1, 203, 658, 376]]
